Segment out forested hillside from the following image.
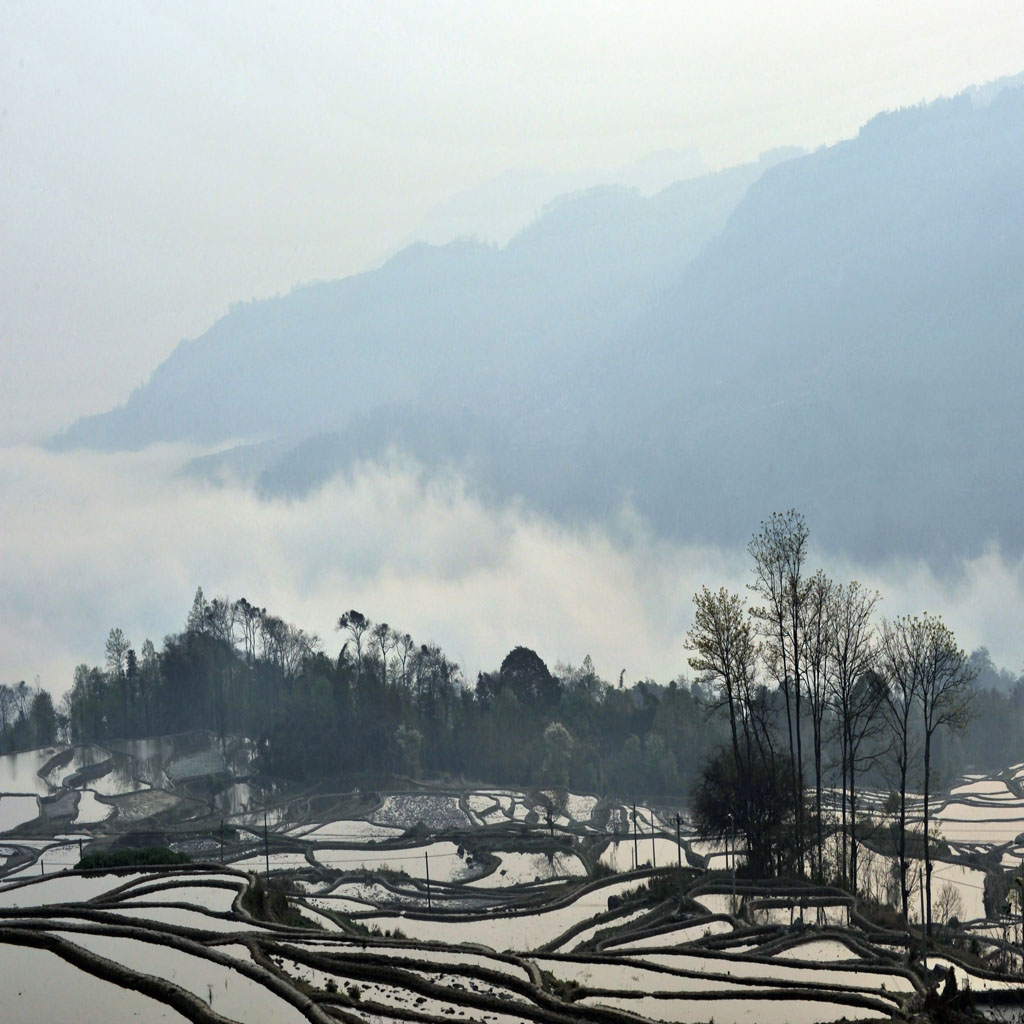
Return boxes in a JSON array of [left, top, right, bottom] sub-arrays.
[[50, 85, 1024, 564]]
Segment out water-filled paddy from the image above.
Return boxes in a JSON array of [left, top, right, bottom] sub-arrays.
[[55, 929, 309, 1024], [469, 850, 586, 887], [296, 818, 404, 842], [605, 918, 734, 949], [0, 794, 39, 832], [1, 744, 1022, 1023], [96, 903, 269, 932], [71, 790, 113, 824], [634, 951, 916, 993], [600, 837, 685, 873], [579, 992, 891, 1023], [369, 878, 641, 950], [0, 871, 146, 907], [0, 940, 191, 1023], [0, 748, 61, 796], [312, 839, 476, 881]]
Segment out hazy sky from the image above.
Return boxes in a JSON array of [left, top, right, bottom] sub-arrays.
[[4, 3, 1024, 694], [3, 1, 1024, 443]]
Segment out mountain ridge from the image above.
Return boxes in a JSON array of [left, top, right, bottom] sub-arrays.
[[51, 82, 1024, 565]]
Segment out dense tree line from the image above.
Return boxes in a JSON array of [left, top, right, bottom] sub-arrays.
[[0, 680, 58, 753], [47, 588, 727, 795], [686, 511, 998, 936]]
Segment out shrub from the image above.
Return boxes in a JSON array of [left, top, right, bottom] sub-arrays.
[[76, 846, 191, 871]]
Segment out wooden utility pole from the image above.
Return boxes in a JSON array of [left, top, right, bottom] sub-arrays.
[[263, 807, 270, 876], [1016, 859, 1023, 969], [728, 812, 736, 915], [651, 814, 656, 869], [919, 867, 927, 969], [632, 803, 638, 871], [220, 819, 224, 864], [676, 814, 683, 904], [424, 851, 431, 910]]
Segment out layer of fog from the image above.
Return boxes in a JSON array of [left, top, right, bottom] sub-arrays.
[[3, 444, 1023, 695]]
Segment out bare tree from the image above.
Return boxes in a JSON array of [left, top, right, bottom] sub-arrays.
[[935, 882, 964, 927], [802, 570, 833, 881], [687, 585, 790, 873], [686, 586, 758, 776], [0, 684, 16, 734], [879, 616, 923, 923], [371, 621, 396, 690], [104, 627, 129, 679], [282, 625, 320, 681], [185, 586, 208, 635], [393, 631, 415, 688], [259, 613, 287, 668], [105, 627, 131, 732], [748, 509, 810, 872], [204, 597, 235, 644], [232, 598, 264, 662], [912, 614, 976, 933], [827, 580, 882, 894], [337, 610, 370, 682]]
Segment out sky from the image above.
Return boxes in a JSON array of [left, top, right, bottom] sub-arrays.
[[3, 2, 1024, 693], [4, 1, 1024, 443]]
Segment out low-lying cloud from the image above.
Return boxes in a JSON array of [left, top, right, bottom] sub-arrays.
[[3, 444, 1023, 697]]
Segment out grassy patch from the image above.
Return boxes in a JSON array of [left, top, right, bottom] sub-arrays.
[[241, 874, 308, 927], [540, 968, 582, 1002]]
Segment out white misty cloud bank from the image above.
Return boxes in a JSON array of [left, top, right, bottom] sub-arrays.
[[2, 445, 1023, 696]]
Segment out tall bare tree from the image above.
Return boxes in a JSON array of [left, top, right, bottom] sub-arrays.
[[337, 610, 370, 683], [686, 586, 758, 776], [913, 614, 976, 934], [393, 631, 415, 689], [687, 585, 791, 872], [802, 570, 833, 881], [371, 621, 396, 690], [827, 580, 882, 894], [232, 598, 264, 663], [879, 616, 923, 922], [748, 509, 810, 872], [105, 627, 130, 732]]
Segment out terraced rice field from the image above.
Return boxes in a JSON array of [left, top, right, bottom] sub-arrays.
[[2, 735, 1024, 1021]]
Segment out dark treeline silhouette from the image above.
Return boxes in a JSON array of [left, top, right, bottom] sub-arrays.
[[0, 680, 58, 752], [47, 588, 724, 795]]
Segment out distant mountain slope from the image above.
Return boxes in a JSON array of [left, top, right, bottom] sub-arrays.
[[53, 84, 1024, 564], [52, 154, 781, 452], [406, 146, 708, 247], [608, 87, 1024, 561]]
